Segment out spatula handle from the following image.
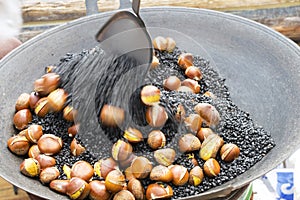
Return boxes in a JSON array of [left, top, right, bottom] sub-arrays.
[[132, 0, 141, 16]]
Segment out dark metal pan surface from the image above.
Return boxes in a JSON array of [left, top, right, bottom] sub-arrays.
[[0, 7, 300, 199]]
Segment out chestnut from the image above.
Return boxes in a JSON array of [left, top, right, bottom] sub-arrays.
[[40, 166, 60, 184], [105, 169, 126, 193], [35, 154, 56, 169], [220, 143, 240, 162], [71, 160, 94, 182], [128, 178, 145, 200], [150, 165, 173, 182], [131, 156, 153, 179], [200, 133, 224, 161], [185, 66, 203, 81], [50, 179, 70, 194], [189, 166, 204, 186], [20, 158, 40, 177], [34, 73, 60, 96], [89, 180, 111, 200], [70, 138, 86, 156], [152, 36, 167, 51], [169, 165, 189, 186], [47, 88, 68, 112], [194, 103, 220, 126], [7, 135, 30, 156], [203, 158, 221, 177], [94, 157, 118, 179], [147, 130, 166, 150], [111, 140, 133, 161], [146, 183, 173, 200], [196, 127, 214, 142], [154, 148, 176, 167], [28, 144, 41, 158], [178, 53, 193, 70], [63, 106, 78, 122], [15, 93, 30, 111], [178, 133, 201, 153], [146, 104, 168, 128], [184, 114, 202, 133], [113, 190, 135, 200], [100, 104, 125, 127], [29, 92, 40, 110], [163, 76, 181, 91], [175, 104, 186, 122], [181, 79, 200, 93], [166, 37, 176, 52], [151, 56, 160, 69], [13, 109, 32, 130], [37, 134, 63, 155], [123, 127, 143, 143], [26, 124, 43, 143], [66, 177, 90, 200], [34, 97, 50, 118], [141, 85, 161, 106], [68, 124, 79, 137]]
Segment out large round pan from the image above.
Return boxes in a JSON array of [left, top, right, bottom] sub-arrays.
[[1, 7, 300, 199]]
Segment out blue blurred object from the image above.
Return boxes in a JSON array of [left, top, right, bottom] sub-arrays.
[[276, 170, 294, 200]]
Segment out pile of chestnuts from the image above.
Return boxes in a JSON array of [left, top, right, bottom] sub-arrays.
[[7, 36, 244, 200]]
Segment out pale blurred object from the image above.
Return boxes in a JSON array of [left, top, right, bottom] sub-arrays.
[[0, 0, 22, 59]]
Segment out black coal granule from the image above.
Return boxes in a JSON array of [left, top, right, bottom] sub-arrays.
[[32, 46, 275, 199]]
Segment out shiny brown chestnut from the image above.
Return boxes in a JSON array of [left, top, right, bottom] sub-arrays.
[[71, 160, 94, 182], [113, 190, 135, 200], [47, 88, 68, 112], [178, 53, 194, 70], [50, 179, 70, 194], [28, 144, 41, 158], [34, 73, 60, 96], [26, 124, 43, 143], [20, 158, 40, 177], [70, 138, 86, 156], [13, 109, 32, 130], [185, 66, 203, 81], [147, 130, 166, 150], [141, 85, 161, 106], [68, 124, 79, 137], [178, 133, 201, 153], [94, 157, 118, 179], [35, 154, 56, 169], [29, 92, 40, 110], [154, 148, 176, 167], [112, 140, 133, 161], [34, 97, 50, 118], [194, 103, 221, 126], [184, 114, 202, 133], [89, 180, 111, 200], [169, 165, 189, 186], [7, 135, 30, 156], [200, 133, 224, 161], [203, 158, 221, 177], [163, 76, 181, 91], [128, 178, 145, 200], [66, 177, 90, 200], [100, 104, 125, 127], [40, 166, 60, 184], [152, 36, 167, 51], [63, 106, 78, 122], [146, 183, 173, 200], [15, 93, 30, 111], [123, 127, 143, 143], [37, 134, 63, 155], [105, 169, 126, 193], [146, 104, 168, 128], [150, 165, 173, 183], [189, 166, 204, 186], [220, 143, 240, 162], [181, 79, 200, 93], [196, 127, 214, 142], [131, 156, 153, 179]]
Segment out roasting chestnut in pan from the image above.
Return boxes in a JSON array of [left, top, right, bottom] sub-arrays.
[[94, 157, 118, 179], [147, 130, 166, 150], [141, 85, 161, 106], [105, 169, 126, 193], [89, 180, 111, 200], [66, 177, 90, 200], [15, 93, 30, 111], [131, 156, 153, 179], [111, 140, 133, 161], [71, 160, 94, 182], [220, 143, 240, 162], [13, 109, 32, 130], [146, 183, 173, 200]]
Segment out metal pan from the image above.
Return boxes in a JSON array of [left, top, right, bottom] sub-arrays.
[[0, 7, 300, 199]]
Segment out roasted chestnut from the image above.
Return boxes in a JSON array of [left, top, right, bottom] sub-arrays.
[[63, 106, 78, 122], [28, 144, 41, 158], [154, 148, 176, 167], [68, 124, 79, 137], [105, 169, 126, 193], [147, 130, 166, 150], [40, 166, 60, 184], [152, 36, 167, 51], [89, 180, 111, 200], [163, 76, 181, 91], [34, 73, 60, 96], [189, 166, 204, 186], [196, 127, 214, 142], [203, 158, 221, 177], [200, 133, 224, 161], [111, 140, 133, 161], [35, 154, 56, 169], [100, 104, 125, 127], [181, 79, 200, 93], [151, 56, 160, 69], [20, 158, 40, 177], [26, 124, 43, 143], [71, 160, 94, 182], [178, 53, 194, 70], [131, 156, 153, 179], [194, 103, 220, 126], [63, 164, 72, 179], [146, 104, 168, 128], [15, 93, 30, 111], [177, 86, 195, 93], [113, 190, 135, 200], [220, 143, 240, 162], [119, 153, 137, 169], [50, 179, 70, 194], [184, 114, 202, 133], [166, 37, 176, 52], [185, 66, 203, 81], [123, 127, 143, 143], [150, 165, 173, 183], [169, 165, 189, 186], [37, 134, 63, 155], [7, 135, 30, 156], [94, 157, 118, 179], [29, 92, 40, 110], [141, 85, 161, 106], [34, 97, 50, 118], [66, 177, 90, 200], [128, 178, 145, 200], [146, 183, 173, 200], [70, 138, 86, 156], [13, 109, 32, 130], [178, 133, 201, 153], [47, 88, 68, 112]]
